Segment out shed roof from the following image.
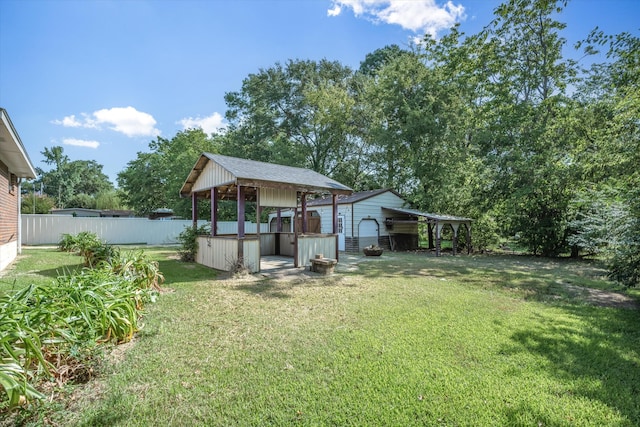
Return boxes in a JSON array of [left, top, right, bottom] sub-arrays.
[[382, 207, 472, 223], [0, 108, 36, 179], [306, 188, 402, 207], [180, 153, 352, 198]]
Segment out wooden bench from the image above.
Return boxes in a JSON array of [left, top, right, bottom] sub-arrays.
[[309, 255, 337, 275]]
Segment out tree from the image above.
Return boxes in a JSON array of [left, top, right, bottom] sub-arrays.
[[223, 59, 362, 180], [570, 30, 640, 285], [39, 146, 114, 209], [118, 129, 219, 218], [117, 152, 169, 217], [95, 190, 126, 210], [20, 181, 55, 214], [470, 0, 578, 256], [40, 146, 75, 208]]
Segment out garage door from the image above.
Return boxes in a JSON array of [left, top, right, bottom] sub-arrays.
[[358, 219, 379, 250]]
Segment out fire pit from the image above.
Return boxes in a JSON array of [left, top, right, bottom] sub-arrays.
[[363, 245, 383, 256]]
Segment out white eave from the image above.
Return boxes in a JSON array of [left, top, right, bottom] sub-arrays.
[[0, 108, 37, 179]]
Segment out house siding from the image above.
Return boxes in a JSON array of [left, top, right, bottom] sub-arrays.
[[309, 191, 407, 252], [0, 160, 18, 270]]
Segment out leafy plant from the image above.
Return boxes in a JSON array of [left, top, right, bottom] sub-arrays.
[[177, 224, 210, 262], [58, 231, 101, 257], [109, 250, 164, 292], [58, 233, 77, 252], [84, 242, 119, 268], [1, 243, 163, 410]]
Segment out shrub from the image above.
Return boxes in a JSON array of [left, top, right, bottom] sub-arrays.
[[1, 242, 163, 409], [57, 231, 102, 257], [109, 250, 164, 292], [177, 224, 210, 262], [58, 233, 76, 252]]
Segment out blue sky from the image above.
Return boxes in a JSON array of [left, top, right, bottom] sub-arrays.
[[1, 0, 638, 185]]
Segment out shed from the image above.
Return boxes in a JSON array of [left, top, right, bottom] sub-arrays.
[[0, 108, 36, 271], [179, 153, 352, 273], [267, 189, 473, 255], [269, 189, 407, 252]]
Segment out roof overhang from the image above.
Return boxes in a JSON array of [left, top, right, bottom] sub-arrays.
[[180, 153, 352, 200], [0, 109, 36, 179], [382, 207, 472, 223]]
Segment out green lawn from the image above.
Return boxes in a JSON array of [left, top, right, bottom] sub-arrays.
[[2, 248, 640, 426]]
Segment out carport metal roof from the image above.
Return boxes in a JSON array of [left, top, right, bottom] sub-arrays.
[[382, 207, 472, 223]]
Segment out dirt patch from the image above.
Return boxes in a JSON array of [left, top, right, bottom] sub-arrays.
[[562, 283, 638, 309]]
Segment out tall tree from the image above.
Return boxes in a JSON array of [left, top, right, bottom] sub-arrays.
[[223, 59, 361, 180], [118, 128, 219, 218], [570, 30, 640, 285], [472, 0, 577, 256], [39, 146, 114, 209]]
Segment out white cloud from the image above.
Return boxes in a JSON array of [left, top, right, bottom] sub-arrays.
[[328, 0, 465, 37], [93, 106, 160, 137], [53, 106, 160, 137], [63, 138, 100, 149], [327, 4, 342, 16], [178, 112, 226, 134], [52, 114, 82, 127]]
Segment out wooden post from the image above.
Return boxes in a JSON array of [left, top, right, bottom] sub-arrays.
[[301, 193, 307, 234], [211, 187, 218, 236], [276, 208, 282, 232], [451, 223, 459, 256], [435, 221, 442, 257], [427, 221, 434, 249], [333, 193, 338, 260], [237, 186, 245, 238], [332, 194, 338, 234], [466, 223, 472, 254], [255, 188, 261, 237], [192, 193, 198, 230]]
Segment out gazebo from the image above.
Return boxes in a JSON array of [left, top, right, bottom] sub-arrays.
[[179, 153, 352, 273]]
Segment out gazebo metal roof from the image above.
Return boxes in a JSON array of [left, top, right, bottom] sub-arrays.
[[180, 153, 352, 199]]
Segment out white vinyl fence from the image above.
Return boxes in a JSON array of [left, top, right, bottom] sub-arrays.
[[21, 215, 268, 246]]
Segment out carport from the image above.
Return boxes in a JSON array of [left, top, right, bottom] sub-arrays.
[[382, 207, 472, 256]]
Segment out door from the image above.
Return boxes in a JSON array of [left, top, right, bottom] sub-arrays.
[[338, 215, 345, 251]]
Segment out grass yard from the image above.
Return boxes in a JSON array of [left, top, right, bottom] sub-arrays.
[[2, 248, 640, 426]]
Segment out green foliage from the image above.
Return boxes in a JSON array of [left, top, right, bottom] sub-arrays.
[[38, 146, 114, 208], [95, 190, 125, 210], [177, 224, 210, 262], [569, 30, 639, 282], [58, 231, 101, 257], [109, 249, 164, 291], [117, 129, 218, 218], [67, 193, 96, 209], [224, 59, 361, 179], [84, 242, 119, 268], [20, 193, 55, 214], [470, 213, 501, 252], [0, 242, 162, 410]]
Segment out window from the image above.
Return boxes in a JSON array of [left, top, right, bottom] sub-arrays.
[[8, 173, 17, 195]]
